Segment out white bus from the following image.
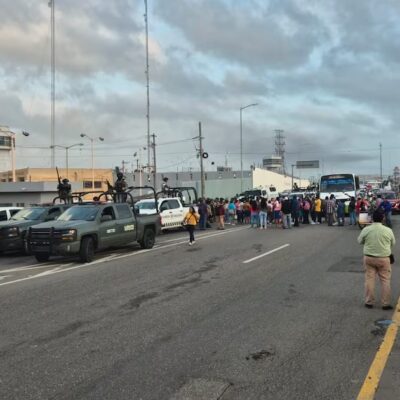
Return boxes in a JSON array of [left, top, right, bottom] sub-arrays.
[[319, 174, 360, 200]]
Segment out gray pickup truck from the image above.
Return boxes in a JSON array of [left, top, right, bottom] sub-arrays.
[[28, 202, 161, 263], [0, 205, 70, 254]]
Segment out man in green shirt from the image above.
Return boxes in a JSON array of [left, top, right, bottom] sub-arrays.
[[358, 211, 395, 309]]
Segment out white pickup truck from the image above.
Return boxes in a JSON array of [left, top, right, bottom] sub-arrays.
[[135, 197, 192, 230]]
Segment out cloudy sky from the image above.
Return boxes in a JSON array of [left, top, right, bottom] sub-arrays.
[[1, 0, 399, 177]]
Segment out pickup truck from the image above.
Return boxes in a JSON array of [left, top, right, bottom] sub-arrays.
[[28, 202, 161, 263], [0, 207, 23, 221], [0, 205, 69, 254], [135, 197, 194, 230]]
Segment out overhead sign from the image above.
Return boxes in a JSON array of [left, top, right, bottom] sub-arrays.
[[296, 160, 320, 169]]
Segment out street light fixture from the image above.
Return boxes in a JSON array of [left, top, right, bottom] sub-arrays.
[[240, 103, 258, 193], [80, 133, 105, 190], [50, 143, 84, 179]]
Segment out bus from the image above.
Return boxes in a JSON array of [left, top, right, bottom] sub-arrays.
[[319, 174, 360, 200]]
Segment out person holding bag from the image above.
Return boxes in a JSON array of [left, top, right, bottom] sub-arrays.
[[183, 206, 200, 245], [357, 210, 396, 310]]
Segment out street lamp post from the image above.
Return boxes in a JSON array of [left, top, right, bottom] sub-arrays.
[[240, 103, 258, 193], [80, 134, 104, 190], [50, 143, 84, 179], [134, 146, 147, 195]]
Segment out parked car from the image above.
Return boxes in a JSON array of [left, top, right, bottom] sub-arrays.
[[28, 202, 161, 263], [0, 205, 70, 254], [135, 197, 193, 230], [0, 207, 23, 222]]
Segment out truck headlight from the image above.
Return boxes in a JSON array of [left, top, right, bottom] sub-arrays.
[[6, 227, 20, 238], [60, 229, 77, 241]]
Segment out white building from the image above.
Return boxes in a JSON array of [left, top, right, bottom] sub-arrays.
[[0, 126, 13, 173]]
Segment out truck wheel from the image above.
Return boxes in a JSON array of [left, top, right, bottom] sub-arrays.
[[80, 236, 95, 263], [35, 253, 50, 262], [140, 229, 155, 249]]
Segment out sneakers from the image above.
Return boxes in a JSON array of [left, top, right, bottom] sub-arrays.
[[189, 242, 193, 246], [382, 305, 393, 310], [365, 304, 373, 309]]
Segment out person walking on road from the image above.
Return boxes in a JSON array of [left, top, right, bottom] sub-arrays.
[[358, 210, 396, 309], [216, 199, 225, 230], [183, 206, 200, 245]]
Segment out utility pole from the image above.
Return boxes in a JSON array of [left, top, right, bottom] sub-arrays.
[[50, 0, 55, 167], [144, 0, 151, 173], [199, 122, 205, 199], [151, 133, 157, 189], [379, 142, 383, 183], [121, 160, 129, 173], [291, 164, 295, 190]]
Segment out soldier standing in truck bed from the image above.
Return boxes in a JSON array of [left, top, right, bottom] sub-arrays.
[[114, 172, 127, 203]]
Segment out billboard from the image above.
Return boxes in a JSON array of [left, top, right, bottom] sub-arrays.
[[296, 160, 319, 169]]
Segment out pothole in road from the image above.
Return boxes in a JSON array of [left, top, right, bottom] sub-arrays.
[[328, 257, 363, 273], [371, 319, 393, 336], [246, 348, 275, 361]]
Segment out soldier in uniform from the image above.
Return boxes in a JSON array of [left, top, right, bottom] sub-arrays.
[[57, 178, 72, 204], [161, 177, 170, 195], [114, 172, 127, 203]]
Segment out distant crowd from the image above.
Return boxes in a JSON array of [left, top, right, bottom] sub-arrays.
[[195, 193, 394, 230]]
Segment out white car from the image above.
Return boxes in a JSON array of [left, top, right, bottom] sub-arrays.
[[0, 207, 23, 222], [135, 198, 191, 230]]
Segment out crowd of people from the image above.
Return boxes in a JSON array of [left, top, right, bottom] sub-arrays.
[[194, 193, 394, 230]]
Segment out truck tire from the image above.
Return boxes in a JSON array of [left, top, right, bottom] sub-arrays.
[[80, 236, 95, 263], [35, 253, 50, 262], [140, 228, 155, 249]]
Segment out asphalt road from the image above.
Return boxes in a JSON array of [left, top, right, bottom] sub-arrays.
[[1, 221, 399, 400]]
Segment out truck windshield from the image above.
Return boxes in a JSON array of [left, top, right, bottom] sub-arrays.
[[136, 201, 156, 210], [58, 207, 99, 221], [10, 208, 46, 221]]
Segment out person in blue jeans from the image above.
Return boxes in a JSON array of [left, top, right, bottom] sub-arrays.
[[381, 198, 392, 228], [250, 199, 259, 227], [197, 198, 208, 230], [348, 196, 356, 225], [259, 197, 268, 229]]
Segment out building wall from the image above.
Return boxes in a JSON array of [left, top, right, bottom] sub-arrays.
[[181, 177, 252, 199], [0, 126, 12, 173], [0, 168, 113, 193], [252, 168, 310, 192], [0, 182, 82, 207]]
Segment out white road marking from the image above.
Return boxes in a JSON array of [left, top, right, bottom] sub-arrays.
[[0, 275, 12, 281], [242, 244, 290, 264], [0, 227, 249, 287], [0, 263, 65, 274], [34, 267, 62, 277]]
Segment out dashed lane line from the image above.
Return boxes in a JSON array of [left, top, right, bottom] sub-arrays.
[[356, 296, 400, 400], [242, 244, 290, 264], [0, 226, 249, 288]]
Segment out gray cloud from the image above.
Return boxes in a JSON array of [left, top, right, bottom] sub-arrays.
[[154, 0, 328, 70]]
